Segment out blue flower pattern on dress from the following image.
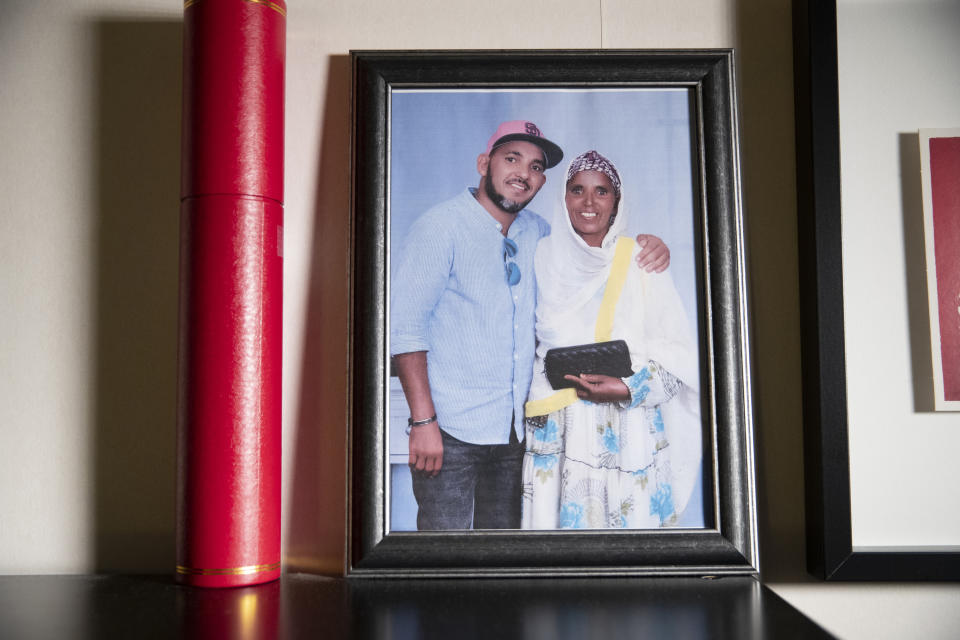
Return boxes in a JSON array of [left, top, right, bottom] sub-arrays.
[[652, 407, 665, 433], [625, 367, 653, 408], [650, 483, 675, 523], [522, 358, 692, 529], [532, 453, 559, 471], [535, 419, 559, 443], [602, 425, 620, 453], [560, 502, 586, 528]]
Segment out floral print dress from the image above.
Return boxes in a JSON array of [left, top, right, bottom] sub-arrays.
[[521, 362, 683, 529]]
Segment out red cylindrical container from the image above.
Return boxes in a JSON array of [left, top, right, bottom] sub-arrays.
[[176, 0, 285, 587]]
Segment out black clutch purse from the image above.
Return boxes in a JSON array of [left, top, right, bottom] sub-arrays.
[[544, 339, 633, 390]]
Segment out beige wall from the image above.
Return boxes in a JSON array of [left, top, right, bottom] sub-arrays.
[[2, 0, 958, 637]]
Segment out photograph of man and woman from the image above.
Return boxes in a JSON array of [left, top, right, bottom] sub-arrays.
[[387, 88, 706, 531]]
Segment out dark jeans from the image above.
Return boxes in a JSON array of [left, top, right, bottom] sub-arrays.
[[411, 428, 524, 530]]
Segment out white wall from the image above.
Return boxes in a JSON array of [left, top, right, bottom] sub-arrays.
[[1, 0, 185, 574], [767, 2, 960, 639], [836, 0, 960, 548], [2, 0, 959, 637]]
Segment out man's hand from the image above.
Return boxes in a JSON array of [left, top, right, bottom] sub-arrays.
[[409, 422, 443, 477], [635, 234, 670, 273], [394, 351, 443, 476], [564, 373, 631, 403]]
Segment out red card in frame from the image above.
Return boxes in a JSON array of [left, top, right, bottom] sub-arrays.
[[920, 129, 960, 411]]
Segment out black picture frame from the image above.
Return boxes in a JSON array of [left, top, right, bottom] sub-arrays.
[[793, 0, 960, 580], [349, 49, 758, 577]]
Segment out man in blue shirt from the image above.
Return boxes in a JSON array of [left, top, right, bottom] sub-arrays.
[[391, 121, 669, 530]]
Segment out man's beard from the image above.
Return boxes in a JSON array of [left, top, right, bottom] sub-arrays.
[[484, 176, 533, 214]]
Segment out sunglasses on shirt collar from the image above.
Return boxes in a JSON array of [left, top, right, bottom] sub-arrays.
[[503, 237, 521, 286]]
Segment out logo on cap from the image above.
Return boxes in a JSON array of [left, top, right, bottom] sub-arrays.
[[485, 120, 564, 169]]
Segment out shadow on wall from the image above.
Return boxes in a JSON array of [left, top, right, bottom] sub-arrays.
[[91, 19, 182, 571], [733, 0, 807, 582], [899, 132, 935, 413], [286, 55, 353, 575]]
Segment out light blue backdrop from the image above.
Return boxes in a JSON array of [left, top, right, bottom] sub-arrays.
[[389, 88, 699, 327], [387, 89, 705, 529]]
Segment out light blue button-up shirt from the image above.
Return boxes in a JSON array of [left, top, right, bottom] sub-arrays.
[[390, 188, 550, 444]]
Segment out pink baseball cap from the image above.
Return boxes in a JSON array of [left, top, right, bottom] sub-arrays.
[[485, 120, 563, 169]]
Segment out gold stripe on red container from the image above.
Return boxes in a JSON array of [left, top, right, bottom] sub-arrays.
[[183, 0, 287, 18], [176, 561, 281, 576], [244, 0, 287, 17]]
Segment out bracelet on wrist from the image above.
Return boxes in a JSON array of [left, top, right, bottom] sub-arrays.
[[408, 414, 437, 427], [405, 414, 437, 435]]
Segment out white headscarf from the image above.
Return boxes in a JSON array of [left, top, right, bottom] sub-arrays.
[[534, 152, 629, 355]]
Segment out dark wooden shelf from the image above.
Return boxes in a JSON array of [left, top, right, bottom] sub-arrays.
[[0, 573, 832, 638]]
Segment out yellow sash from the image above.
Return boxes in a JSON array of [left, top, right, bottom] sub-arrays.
[[524, 236, 635, 417]]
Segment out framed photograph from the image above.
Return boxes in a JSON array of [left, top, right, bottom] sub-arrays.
[[794, 0, 960, 580], [350, 50, 758, 576], [920, 129, 960, 412]]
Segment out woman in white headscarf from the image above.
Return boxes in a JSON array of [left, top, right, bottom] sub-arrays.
[[521, 150, 701, 529]]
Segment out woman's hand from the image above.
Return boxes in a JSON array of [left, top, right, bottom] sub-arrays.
[[409, 422, 443, 477], [564, 373, 631, 403]]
